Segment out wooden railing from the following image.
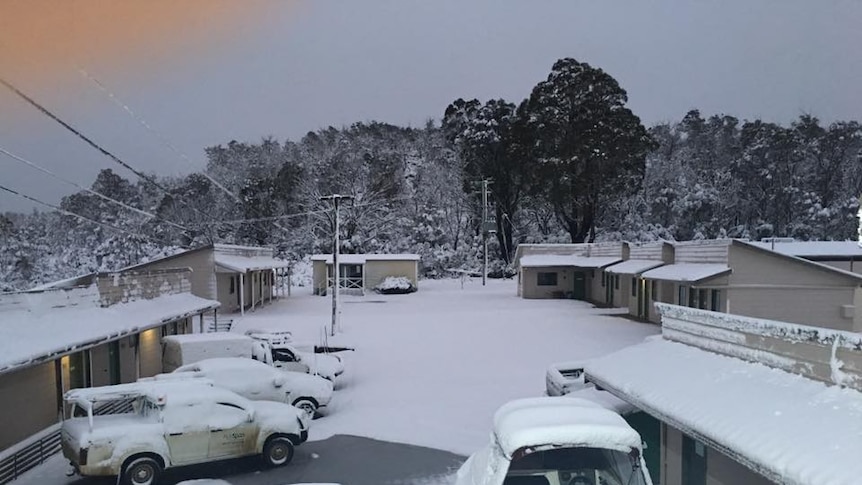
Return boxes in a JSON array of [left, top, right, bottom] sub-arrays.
[[326, 276, 364, 295], [656, 303, 862, 391]]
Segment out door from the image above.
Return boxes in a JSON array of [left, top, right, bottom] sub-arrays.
[[637, 279, 645, 318], [682, 435, 707, 485], [572, 271, 586, 300], [639, 279, 650, 319], [163, 402, 210, 465], [207, 402, 258, 459], [625, 412, 661, 485]]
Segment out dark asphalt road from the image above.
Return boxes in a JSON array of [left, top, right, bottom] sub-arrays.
[[61, 435, 466, 485]]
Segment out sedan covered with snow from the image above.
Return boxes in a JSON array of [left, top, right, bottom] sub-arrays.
[[455, 397, 652, 485], [62, 381, 309, 485], [167, 357, 334, 416]]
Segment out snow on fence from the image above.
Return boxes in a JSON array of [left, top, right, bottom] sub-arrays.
[[656, 303, 862, 391]]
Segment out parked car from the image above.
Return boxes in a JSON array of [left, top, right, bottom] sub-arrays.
[[164, 357, 334, 417], [545, 360, 589, 396], [62, 380, 310, 485], [246, 331, 346, 382], [455, 397, 652, 485]]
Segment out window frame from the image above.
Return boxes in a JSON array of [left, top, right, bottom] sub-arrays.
[[537, 271, 558, 287]]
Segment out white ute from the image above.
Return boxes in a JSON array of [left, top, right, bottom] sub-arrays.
[[246, 330, 345, 382], [61, 380, 310, 485], [160, 357, 334, 417], [455, 397, 652, 485]]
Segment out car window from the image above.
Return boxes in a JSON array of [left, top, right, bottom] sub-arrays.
[[272, 348, 296, 362], [211, 402, 250, 429]]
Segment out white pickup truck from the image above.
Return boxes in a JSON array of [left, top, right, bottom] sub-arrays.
[[162, 332, 345, 382], [61, 380, 309, 485]]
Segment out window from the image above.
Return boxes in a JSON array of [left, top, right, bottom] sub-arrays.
[[537, 272, 558, 286], [710, 290, 721, 311], [614, 275, 620, 290], [229, 276, 235, 295], [678, 285, 687, 305], [631, 278, 637, 297]]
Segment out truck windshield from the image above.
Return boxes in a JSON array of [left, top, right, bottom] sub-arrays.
[[505, 447, 648, 485]]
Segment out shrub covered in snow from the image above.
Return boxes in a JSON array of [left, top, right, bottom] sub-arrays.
[[374, 276, 416, 294]]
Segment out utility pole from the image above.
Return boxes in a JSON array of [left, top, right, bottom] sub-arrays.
[[482, 179, 488, 286], [320, 194, 353, 336]]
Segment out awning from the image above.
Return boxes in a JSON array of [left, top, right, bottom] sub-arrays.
[[640, 263, 729, 282], [586, 338, 862, 485], [605, 259, 664, 275], [519, 255, 621, 268], [214, 254, 291, 273], [0, 293, 220, 375]]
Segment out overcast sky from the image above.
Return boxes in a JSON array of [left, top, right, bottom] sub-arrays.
[[1, 0, 860, 213]]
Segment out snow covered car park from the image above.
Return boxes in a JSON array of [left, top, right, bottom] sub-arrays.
[[145, 357, 334, 417], [61, 380, 310, 485]]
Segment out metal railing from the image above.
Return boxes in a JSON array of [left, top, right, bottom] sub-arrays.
[[0, 429, 61, 485], [204, 315, 233, 333]]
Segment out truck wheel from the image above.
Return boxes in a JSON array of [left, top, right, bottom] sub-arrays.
[[263, 436, 295, 467], [122, 457, 161, 485], [292, 398, 318, 418]]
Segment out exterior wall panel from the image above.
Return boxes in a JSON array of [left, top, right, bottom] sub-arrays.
[[0, 363, 58, 451], [365, 260, 418, 289]]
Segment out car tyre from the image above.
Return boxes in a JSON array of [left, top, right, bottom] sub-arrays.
[[122, 456, 161, 485], [263, 436, 295, 467], [292, 398, 318, 418]]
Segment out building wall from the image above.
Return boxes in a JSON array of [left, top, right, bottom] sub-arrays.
[[728, 245, 858, 330], [312, 260, 327, 295], [521, 266, 580, 299], [365, 260, 418, 289], [128, 249, 217, 300], [97, 269, 193, 307], [0, 362, 58, 451], [120, 335, 138, 382], [216, 273, 239, 313], [662, 424, 775, 485]]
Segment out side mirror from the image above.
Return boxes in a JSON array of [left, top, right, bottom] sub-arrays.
[[272, 375, 286, 388], [247, 410, 255, 423]]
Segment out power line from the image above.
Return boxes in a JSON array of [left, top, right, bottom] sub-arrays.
[[76, 67, 243, 205], [0, 76, 221, 231], [0, 145, 188, 231], [0, 183, 170, 244]]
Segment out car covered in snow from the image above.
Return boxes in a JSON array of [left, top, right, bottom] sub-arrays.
[[61, 380, 310, 485], [455, 397, 652, 485], [160, 357, 334, 417], [545, 360, 590, 396], [246, 331, 346, 382]]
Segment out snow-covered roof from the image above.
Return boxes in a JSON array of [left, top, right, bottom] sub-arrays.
[[310, 254, 420, 264], [214, 254, 291, 273], [640, 263, 730, 282], [748, 240, 862, 258], [0, 292, 220, 375], [519, 255, 621, 268], [605, 259, 664, 275], [492, 397, 642, 458], [586, 338, 862, 485]]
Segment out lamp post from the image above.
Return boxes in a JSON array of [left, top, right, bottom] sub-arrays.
[[320, 194, 353, 336]]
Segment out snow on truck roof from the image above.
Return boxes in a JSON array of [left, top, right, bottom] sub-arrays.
[[492, 397, 642, 458], [66, 380, 249, 408]]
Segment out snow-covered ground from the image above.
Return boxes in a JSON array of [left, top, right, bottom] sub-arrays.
[[16, 277, 657, 483], [237, 278, 657, 455]]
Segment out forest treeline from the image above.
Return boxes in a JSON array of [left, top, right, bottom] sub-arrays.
[[2, 58, 860, 291]]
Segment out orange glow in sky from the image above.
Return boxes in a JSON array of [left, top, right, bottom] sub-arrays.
[[0, 0, 274, 87]]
